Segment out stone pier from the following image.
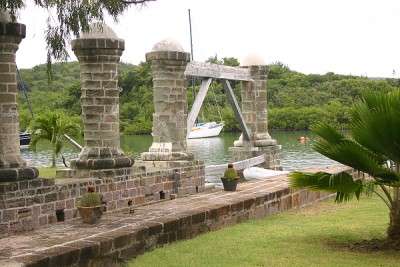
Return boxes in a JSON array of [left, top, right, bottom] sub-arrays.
[[0, 12, 38, 182], [230, 56, 282, 169], [70, 23, 134, 171]]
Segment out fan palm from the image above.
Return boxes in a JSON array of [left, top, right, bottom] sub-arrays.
[[289, 89, 400, 240], [28, 111, 81, 168]]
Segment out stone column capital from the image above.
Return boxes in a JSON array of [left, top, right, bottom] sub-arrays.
[[145, 50, 191, 63], [71, 38, 125, 63], [0, 22, 26, 39], [71, 38, 124, 51], [241, 65, 269, 78]]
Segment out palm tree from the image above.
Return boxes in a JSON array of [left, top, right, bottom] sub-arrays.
[[28, 111, 81, 168], [289, 89, 400, 241]]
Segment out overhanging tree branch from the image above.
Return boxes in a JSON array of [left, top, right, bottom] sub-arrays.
[[2, 0, 155, 68]]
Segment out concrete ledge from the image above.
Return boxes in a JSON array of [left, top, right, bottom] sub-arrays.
[[0, 165, 352, 267]]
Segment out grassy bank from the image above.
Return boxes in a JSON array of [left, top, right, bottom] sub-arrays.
[[128, 193, 398, 266], [37, 167, 62, 179]]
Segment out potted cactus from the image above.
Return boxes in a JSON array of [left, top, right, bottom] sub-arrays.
[[221, 162, 239, 191], [77, 184, 104, 224]]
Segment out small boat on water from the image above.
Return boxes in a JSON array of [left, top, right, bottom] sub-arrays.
[[188, 121, 224, 139], [243, 167, 290, 181], [20, 132, 30, 147]]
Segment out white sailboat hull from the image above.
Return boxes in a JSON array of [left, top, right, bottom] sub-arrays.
[[188, 122, 224, 139], [243, 167, 290, 180]]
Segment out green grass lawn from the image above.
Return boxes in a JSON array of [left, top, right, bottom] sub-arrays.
[[127, 193, 399, 267], [37, 167, 64, 179]]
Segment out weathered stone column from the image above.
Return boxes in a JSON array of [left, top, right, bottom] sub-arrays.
[[0, 11, 38, 181], [236, 64, 276, 147], [70, 23, 133, 170], [139, 39, 194, 168], [229, 55, 282, 169]]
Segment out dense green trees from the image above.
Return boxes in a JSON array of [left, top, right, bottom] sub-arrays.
[[118, 62, 153, 134], [267, 62, 398, 130], [17, 59, 399, 135]]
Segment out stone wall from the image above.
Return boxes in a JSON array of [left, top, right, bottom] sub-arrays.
[[0, 165, 205, 236]]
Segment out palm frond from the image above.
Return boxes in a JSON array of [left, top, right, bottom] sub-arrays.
[[310, 122, 346, 145], [289, 171, 363, 203], [310, 121, 400, 186], [351, 89, 400, 163], [27, 111, 81, 167]]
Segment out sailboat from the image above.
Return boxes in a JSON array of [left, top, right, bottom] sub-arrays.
[[187, 9, 224, 139], [188, 121, 224, 139]]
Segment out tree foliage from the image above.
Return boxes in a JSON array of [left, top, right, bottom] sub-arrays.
[[267, 62, 398, 130], [17, 59, 400, 135]]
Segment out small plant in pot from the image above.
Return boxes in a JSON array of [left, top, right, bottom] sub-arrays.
[[221, 162, 239, 191], [77, 184, 104, 224]]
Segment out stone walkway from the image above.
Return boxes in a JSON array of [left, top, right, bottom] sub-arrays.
[[0, 165, 345, 267]]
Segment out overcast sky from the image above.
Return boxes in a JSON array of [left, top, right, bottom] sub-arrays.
[[15, 0, 400, 78]]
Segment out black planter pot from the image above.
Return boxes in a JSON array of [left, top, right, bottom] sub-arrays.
[[221, 177, 239, 191]]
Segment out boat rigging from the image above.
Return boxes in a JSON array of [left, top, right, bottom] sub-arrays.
[[187, 9, 224, 139]]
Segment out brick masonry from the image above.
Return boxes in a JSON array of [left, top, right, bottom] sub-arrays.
[[230, 65, 282, 169], [70, 24, 134, 170], [0, 19, 38, 182], [0, 165, 355, 267], [0, 164, 206, 236]]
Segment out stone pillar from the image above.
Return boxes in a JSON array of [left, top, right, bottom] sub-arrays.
[[139, 39, 194, 168], [229, 55, 282, 169], [0, 11, 38, 181], [237, 64, 277, 147], [70, 23, 133, 170]]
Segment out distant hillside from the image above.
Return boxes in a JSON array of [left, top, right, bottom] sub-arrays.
[[17, 60, 400, 133]]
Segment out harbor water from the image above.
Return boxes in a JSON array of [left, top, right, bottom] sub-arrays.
[[21, 131, 339, 181]]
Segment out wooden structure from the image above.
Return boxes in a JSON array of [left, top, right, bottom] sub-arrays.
[[185, 60, 282, 170], [185, 62, 251, 141], [205, 155, 266, 176]]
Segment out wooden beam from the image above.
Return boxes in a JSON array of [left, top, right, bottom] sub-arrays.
[[185, 61, 251, 81], [221, 79, 251, 141], [187, 78, 212, 136], [205, 155, 265, 175]]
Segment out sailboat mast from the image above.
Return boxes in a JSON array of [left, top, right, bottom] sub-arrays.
[[188, 9, 196, 102], [16, 66, 34, 120]]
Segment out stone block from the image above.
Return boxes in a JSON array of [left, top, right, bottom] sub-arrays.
[[17, 207, 32, 219], [38, 215, 48, 226], [128, 188, 138, 198], [0, 182, 18, 193], [5, 197, 25, 208], [42, 203, 55, 215], [65, 199, 75, 209], [44, 192, 58, 203], [2, 208, 16, 222]]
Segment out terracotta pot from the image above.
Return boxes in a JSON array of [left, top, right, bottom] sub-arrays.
[[77, 205, 104, 224], [221, 177, 239, 191]]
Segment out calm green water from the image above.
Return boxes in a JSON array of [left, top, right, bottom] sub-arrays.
[[21, 131, 338, 171]]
